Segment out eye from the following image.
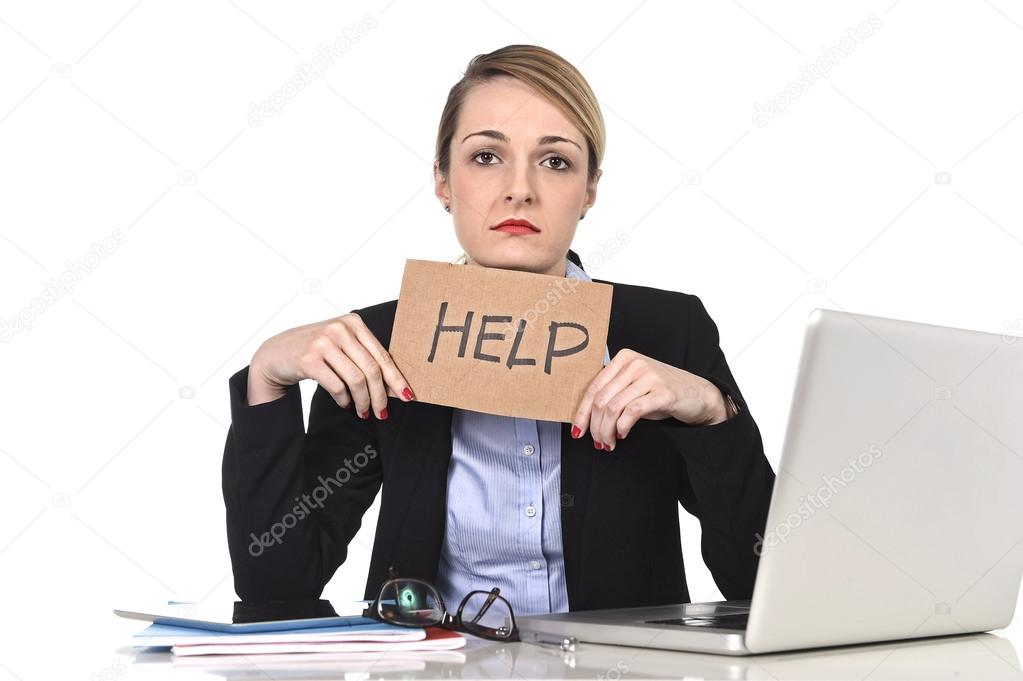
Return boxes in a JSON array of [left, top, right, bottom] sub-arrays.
[[471, 150, 500, 166], [542, 155, 572, 171]]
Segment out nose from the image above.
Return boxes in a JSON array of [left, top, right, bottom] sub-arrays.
[[504, 159, 535, 207]]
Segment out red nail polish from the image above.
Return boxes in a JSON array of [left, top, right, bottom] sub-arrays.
[[360, 410, 369, 419], [571, 425, 581, 438], [593, 441, 602, 450], [379, 408, 388, 420], [402, 387, 415, 401]]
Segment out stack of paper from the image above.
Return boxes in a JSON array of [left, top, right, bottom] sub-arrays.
[[133, 622, 466, 657]]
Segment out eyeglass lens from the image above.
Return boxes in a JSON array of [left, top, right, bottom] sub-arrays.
[[459, 590, 516, 639], [377, 579, 444, 625]]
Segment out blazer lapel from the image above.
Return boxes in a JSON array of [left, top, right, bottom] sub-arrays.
[[561, 278, 625, 609], [384, 400, 454, 583], [559, 420, 596, 609]]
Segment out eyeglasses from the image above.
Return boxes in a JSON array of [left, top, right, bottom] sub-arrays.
[[362, 567, 519, 642]]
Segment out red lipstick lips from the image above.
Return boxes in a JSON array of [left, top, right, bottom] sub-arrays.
[[491, 218, 540, 234]]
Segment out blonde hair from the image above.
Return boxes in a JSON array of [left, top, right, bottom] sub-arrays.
[[436, 44, 606, 264]]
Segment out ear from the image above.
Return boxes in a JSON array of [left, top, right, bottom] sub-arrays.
[[434, 161, 450, 208], [582, 168, 602, 214]]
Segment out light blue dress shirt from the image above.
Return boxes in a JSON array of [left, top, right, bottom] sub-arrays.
[[435, 257, 611, 616]]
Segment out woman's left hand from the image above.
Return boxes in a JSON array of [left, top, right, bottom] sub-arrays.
[[571, 348, 728, 452]]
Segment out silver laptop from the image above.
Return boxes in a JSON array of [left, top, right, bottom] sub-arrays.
[[519, 308, 1023, 655]]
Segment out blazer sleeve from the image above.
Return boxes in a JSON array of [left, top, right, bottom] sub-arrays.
[[221, 364, 383, 600], [655, 294, 775, 600]]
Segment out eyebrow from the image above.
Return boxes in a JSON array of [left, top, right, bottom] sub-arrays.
[[461, 129, 582, 151]]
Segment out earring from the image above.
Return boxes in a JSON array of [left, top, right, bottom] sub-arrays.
[[580, 213, 586, 220], [445, 205, 451, 212]]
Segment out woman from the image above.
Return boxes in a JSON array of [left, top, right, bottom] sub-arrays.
[[222, 45, 775, 616]]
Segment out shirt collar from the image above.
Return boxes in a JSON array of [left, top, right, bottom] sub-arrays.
[[564, 257, 591, 282]]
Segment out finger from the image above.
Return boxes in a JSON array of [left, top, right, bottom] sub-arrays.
[[614, 391, 658, 442], [603, 380, 654, 449], [590, 360, 643, 450], [305, 358, 354, 411], [577, 374, 610, 448], [573, 351, 632, 442], [321, 343, 372, 418], [333, 324, 389, 419], [318, 345, 357, 409], [573, 386, 594, 444], [347, 314, 415, 402]]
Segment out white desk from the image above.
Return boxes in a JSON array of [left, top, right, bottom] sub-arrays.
[[113, 629, 1023, 680]]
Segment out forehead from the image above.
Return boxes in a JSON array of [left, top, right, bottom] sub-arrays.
[[457, 76, 580, 142]]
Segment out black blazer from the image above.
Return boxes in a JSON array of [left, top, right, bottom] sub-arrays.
[[222, 261, 775, 611]]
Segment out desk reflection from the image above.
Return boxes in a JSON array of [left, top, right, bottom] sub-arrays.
[[127, 631, 1021, 680]]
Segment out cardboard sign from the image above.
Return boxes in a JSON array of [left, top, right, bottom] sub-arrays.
[[389, 259, 613, 422]]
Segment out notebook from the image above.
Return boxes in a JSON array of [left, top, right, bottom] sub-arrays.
[[132, 622, 465, 656]]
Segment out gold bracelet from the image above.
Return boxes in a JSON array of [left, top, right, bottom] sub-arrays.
[[723, 393, 739, 419]]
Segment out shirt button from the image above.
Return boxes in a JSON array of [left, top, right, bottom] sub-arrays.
[[523, 443, 535, 456], [529, 560, 541, 570], [525, 505, 536, 518]]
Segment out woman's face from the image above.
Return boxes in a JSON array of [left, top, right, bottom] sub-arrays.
[[435, 76, 600, 277]]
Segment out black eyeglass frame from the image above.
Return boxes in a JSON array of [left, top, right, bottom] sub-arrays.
[[361, 572, 520, 642]]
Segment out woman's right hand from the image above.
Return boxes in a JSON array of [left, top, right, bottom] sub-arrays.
[[247, 312, 414, 418]]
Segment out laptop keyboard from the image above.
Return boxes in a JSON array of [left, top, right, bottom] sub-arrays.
[[645, 612, 749, 630]]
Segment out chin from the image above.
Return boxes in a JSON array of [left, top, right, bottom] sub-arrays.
[[489, 259, 541, 274], [473, 252, 547, 275]]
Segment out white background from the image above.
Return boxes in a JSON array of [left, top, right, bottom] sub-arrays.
[[1, 1, 1022, 678]]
